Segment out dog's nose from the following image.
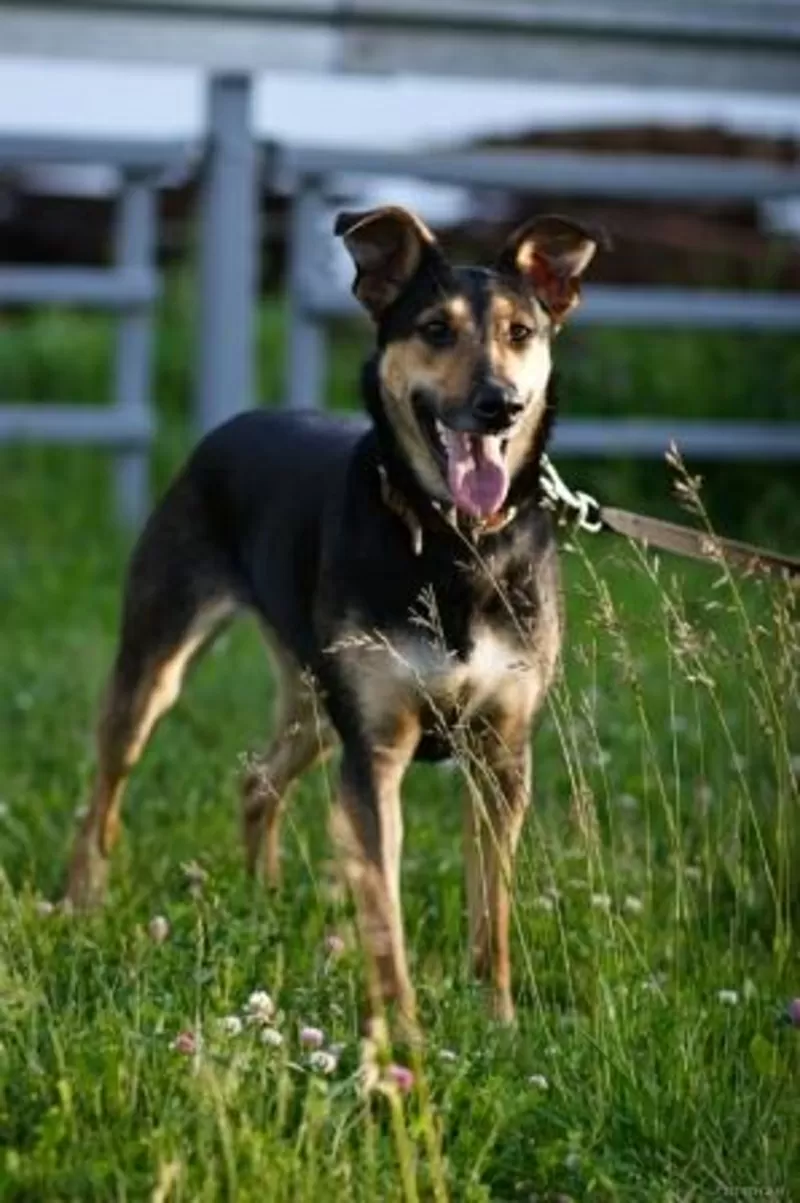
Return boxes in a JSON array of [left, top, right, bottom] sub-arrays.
[[471, 385, 524, 428]]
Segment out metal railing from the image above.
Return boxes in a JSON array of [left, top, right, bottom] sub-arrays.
[[269, 141, 800, 460], [1, 6, 800, 527], [0, 136, 195, 525]]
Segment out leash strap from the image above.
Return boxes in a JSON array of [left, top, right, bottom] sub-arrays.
[[540, 456, 800, 581], [597, 506, 800, 580]]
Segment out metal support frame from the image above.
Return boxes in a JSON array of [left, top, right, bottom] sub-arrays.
[[287, 176, 328, 410], [304, 280, 800, 331], [0, 145, 165, 527], [197, 73, 257, 434], [3, 2, 800, 94], [272, 144, 800, 202], [551, 419, 800, 460], [113, 171, 156, 527]]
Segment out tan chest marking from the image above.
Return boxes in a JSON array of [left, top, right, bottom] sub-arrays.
[[344, 623, 548, 738], [399, 626, 530, 706]]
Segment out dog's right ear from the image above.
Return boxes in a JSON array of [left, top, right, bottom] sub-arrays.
[[334, 206, 438, 320]]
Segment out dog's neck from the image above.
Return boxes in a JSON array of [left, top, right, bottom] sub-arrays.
[[360, 355, 557, 549]]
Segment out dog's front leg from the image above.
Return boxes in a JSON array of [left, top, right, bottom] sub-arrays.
[[463, 724, 532, 1024], [331, 724, 419, 1046]]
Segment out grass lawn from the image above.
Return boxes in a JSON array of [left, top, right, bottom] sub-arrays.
[[0, 296, 798, 1200]]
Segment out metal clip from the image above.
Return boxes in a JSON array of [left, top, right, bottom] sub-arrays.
[[539, 454, 603, 533]]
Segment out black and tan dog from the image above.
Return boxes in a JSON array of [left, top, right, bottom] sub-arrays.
[[65, 206, 600, 1038]]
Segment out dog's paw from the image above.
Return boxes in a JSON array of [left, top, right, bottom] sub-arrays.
[[63, 845, 110, 912], [489, 989, 517, 1026]]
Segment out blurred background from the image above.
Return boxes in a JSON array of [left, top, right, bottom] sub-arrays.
[[1, 1, 799, 544]]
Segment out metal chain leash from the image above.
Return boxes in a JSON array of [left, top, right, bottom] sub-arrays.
[[539, 454, 603, 533]]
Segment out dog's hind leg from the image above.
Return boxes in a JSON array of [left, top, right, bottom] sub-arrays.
[[65, 482, 239, 909], [241, 640, 335, 886]]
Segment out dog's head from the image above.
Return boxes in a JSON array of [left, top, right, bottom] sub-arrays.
[[335, 205, 602, 519]]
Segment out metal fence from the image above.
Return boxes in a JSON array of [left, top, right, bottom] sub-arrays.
[[2, 4, 800, 527], [0, 75, 256, 527], [3, 121, 800, 536], [269, 141, 800, 460], [0, 136, 193, 525]]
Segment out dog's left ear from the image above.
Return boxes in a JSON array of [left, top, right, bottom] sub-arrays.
[[496, 215, 605, 324], [334, 205, 438, 320]]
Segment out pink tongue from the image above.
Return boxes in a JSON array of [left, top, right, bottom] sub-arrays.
[[442, 430, 510, 518]]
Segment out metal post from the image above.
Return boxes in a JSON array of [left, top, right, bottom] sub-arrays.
[[287, 176, 328, 409], [114, 170, 155, 529], [197, 73, 257, 434]]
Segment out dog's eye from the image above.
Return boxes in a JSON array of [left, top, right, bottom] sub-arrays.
[[509, 323, 534, 345], [418, 319, 455, 348]]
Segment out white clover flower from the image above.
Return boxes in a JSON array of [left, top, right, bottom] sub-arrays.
[[623, 895, 644, 915], [717, 989, 739, 1006], [324, 933, 346, 957], [148, 915, 170, 944], [308, 1050, 338, 1074], [218, 1015, 243, 1037], [260, 1027, 284, 1048], [590, 892, 612, 911], [528, 1073, 549, 1090], [245, 990, 276, 1024], [533, 894, 555, 913], [438, 1048, 458, 1063], [299, 1025, 324, 1050]]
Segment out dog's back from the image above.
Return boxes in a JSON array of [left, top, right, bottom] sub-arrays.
[[177, 409, 366, 659], [188, 408, 364, 545]]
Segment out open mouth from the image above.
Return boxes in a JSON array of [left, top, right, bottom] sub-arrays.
[[426, 418, 511, 519]]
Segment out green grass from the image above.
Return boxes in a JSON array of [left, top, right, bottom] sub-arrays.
[[0, 295, 799, 1200]]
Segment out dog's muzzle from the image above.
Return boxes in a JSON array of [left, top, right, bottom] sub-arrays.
[[469, 382, 525, 434]]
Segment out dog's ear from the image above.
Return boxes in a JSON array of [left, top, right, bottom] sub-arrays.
[[496, 215, 605, 324], [334, 205, 438, 320]]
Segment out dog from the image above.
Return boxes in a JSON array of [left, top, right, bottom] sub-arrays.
[[65, 206, 600, 1041]]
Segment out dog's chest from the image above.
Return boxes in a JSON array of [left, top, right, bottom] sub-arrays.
[[333, 518, 562, 738], [393, 624, 530, 712], [345, 611, 555, 741]]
